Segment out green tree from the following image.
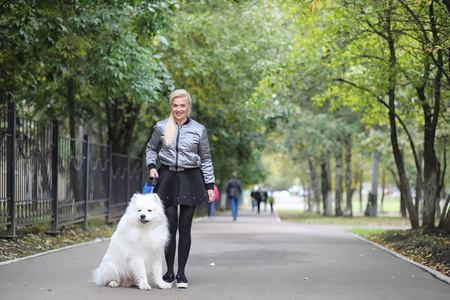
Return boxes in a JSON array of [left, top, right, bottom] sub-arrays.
[[161, 0, 293, 187], [1, 0, 176, 155], [312, 0, 450, 229], [252, 2, 367, 217]]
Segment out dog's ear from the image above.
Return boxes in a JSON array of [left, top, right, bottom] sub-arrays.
[[151, 193, 163, 206], [130, 193, 139, 203]]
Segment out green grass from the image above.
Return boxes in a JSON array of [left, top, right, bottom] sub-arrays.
[[350, 194, 403, 214], [277, 210, 411, 227], [348, 228, 387, 236]]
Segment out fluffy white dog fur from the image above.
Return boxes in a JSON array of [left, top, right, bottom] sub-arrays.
[[93, 193, 171, 290]]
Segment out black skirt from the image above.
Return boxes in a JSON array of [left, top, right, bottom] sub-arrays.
[[154, 165, 209, 207]]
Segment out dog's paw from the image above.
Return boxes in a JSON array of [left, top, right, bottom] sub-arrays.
[[157, 281, 173, 289], [107, 281, 119, 288], [138, 282, 152, 291]]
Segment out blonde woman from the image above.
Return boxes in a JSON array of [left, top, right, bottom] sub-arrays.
[[146, 89, 215, 289]]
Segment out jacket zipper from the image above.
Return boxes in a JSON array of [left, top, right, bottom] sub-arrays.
[[175, 124, 181, 170]]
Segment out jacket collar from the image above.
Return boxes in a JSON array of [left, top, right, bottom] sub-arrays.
[[177, 117, 191, 126]]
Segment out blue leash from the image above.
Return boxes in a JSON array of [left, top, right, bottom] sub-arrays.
[[143, 177, 158, 194]]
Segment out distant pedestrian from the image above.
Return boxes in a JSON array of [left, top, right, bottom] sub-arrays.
[[262, 188, 268, 212], [251, 186, 263, 214], [267, 191, 274, 214], [226, 172, 242, 221], [251, 189, 257, 211]]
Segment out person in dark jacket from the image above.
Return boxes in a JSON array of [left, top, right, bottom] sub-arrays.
[[226, 172, 242, 221], [251, 186, 263, 214], [146, 89, 215, 289]]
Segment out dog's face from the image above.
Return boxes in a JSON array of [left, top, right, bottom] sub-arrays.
[[137, 207, 152, 224], [128, 193, 164, 225]]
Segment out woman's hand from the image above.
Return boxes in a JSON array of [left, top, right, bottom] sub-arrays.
[[149, 168, 158, 178], [207, 189, 215, 203]]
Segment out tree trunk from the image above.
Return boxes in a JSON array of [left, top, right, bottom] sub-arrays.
[[67, 77, 76, 140], [359, 169, 363, 213], [438, 193, 450, 233], [321, 153, 333, 216], [106, 97, 141, 155], [421, 3, 442, 229], [385, 7, 419, 228], [365, 152, 378, 216], [335, 143, 343, 216], [370, 151, 378, 216], [344, 135, 353, 217], [308, 159, 320, 214], [306, 161, 314, 212], [302, 177, 309, 211], [400, 150, 407, 217], [415, 149, 423, 214], [380, 170, 385, 213], [438, 138, 449, 232], [67, 77, 81, 202], [388, 77, 418, 227]]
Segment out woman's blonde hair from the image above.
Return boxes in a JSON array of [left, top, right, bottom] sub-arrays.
[[164, 89, 192, 146]]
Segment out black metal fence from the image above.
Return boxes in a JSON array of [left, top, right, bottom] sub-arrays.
[[0, 103, 145, 236]]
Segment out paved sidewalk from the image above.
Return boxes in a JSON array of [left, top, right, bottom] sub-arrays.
[[1, 202, 449, 300]]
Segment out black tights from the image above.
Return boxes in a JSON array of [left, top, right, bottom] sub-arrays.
[[164, 205, 196, 276]]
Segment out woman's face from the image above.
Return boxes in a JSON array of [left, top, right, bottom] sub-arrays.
[[171, 96, 191, 124]]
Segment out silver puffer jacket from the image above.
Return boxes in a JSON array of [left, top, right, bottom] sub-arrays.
[[146, 118, 215, 185]]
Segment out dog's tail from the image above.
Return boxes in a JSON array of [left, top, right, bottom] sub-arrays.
[[92, 267, 103, 286], [92, 265, 116, 286]]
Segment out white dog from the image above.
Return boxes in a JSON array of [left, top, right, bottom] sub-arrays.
[[93, 193, 172, 290]]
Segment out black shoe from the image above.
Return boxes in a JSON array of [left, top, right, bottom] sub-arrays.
[[163, 272, 175, 284], [176, 274, 188, 288]]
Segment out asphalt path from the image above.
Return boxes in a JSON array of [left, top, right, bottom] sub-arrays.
[[1, 195, 449, 300]]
